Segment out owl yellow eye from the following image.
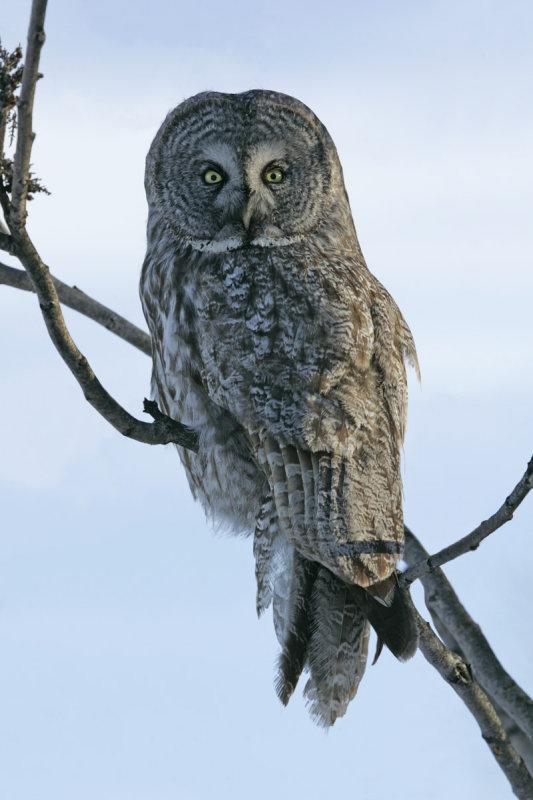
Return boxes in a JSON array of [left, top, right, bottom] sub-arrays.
[[263, 167, 284, 184], [203, 169, 223, 185]]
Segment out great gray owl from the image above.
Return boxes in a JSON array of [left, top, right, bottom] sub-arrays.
[[140, 90, 419, 726]]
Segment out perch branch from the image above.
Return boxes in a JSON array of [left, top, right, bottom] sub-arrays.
[[0, 261, 151, 355], [405, 528, 533, 749], [400, 456, 533, 587], [415, 610, 533, 799]]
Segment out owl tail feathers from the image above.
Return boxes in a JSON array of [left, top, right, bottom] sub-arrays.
[[351, 582, 419, 663], [275, 561, 418, 727], [365, 574, 397, 606], [303, 567, 371, 728], [275, 559, 371, 727], [274, 554, 318, 706]]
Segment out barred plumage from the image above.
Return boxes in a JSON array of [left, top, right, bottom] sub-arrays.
[[140, 90, 419, 726]]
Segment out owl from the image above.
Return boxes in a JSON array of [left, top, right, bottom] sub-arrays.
[[140, 90, 419, 727]]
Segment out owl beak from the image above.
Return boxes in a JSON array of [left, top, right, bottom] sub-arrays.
[[242, 202, 254, 232], [241, 198, 264, 241], [229, 192, 265, 242]]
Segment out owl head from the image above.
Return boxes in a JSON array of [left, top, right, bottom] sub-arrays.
[[145, 90, 353, 253]]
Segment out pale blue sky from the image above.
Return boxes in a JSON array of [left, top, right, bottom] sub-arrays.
[[1, 1, 532, 798]]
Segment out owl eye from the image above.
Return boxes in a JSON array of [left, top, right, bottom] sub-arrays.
[[203, 169, 224, 185], [263, 167, 284, 184]]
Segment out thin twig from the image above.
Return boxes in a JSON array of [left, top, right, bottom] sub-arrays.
[[0, 261, 151, 355], [404, 528, 533, 748], [415, 610, 533, 799], [400, 456, 533, 587]]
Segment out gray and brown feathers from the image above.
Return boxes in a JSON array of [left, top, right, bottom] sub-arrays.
[[140, 90, 419, 726]]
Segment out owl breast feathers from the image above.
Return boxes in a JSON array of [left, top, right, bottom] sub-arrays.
[[140, 90, 419, 726]]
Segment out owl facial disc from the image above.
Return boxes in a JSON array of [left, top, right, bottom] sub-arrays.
[[146, 90, 338, 251]]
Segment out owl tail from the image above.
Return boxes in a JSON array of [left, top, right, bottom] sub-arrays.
[[351, 579, 419, 663], [275, 556, 418, 727], [303, 566, 371, 727]]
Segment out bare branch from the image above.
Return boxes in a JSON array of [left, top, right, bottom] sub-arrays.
[[7, 0, 47, 232], [404, 528, 533, 749], [3, 2, 198, 453], [415, 610, 533, 799], [493, 705, 533, 776], [0, 260, 151, 356], [12, 227, 198, 449], [400, 456, 533, 587]]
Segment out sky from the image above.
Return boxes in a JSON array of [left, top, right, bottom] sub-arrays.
[[1, 1, 532, 798]]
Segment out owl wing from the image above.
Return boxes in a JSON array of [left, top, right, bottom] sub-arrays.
[[249, 282, 419, 593]]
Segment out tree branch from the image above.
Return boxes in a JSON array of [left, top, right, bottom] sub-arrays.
[[13, 229, 198, 449], [415, 610, 533, 799], [404, 528, 533, 753], [7, 0, 47, 231], [0, 260, 151, 356], [2, 0, 198, 453], [400, 456, 533, 587]]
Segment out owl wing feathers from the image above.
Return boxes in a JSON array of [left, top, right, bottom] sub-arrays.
[[253, 406, 404, 590], [248, 275, 415, 584]]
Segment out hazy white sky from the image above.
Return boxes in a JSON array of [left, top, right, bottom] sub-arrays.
[[1, 1, 532, 798]]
